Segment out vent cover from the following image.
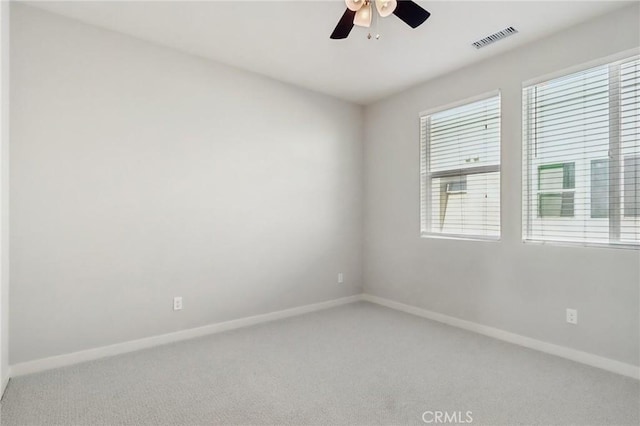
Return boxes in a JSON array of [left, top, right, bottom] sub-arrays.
[[472, 27, 518, 49]]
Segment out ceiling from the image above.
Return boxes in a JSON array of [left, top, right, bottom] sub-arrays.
[[26, 0, 632, 104]]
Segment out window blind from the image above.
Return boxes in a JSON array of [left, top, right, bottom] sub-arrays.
[[523, 56, 640, 247], [420, 94, 501, 239]]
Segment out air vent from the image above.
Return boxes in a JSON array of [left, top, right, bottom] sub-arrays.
[[472, 27, 518, 49]]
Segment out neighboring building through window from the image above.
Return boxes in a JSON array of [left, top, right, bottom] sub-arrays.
[[523, 55, 640, 247], [420, 94, 501, 240], [624, 156, 640, 217], [538, 163, 575, 218], [590, 159, 609, 218]]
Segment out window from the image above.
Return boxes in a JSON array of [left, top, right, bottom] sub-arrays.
[[523, 55, 640, 247], [420, 94, 501, 240]]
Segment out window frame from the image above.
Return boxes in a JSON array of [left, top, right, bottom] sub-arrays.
[[419, 90, 502, 242], [522, 49, 640, 250]]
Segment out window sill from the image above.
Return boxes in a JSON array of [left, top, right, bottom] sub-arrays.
[[420, 232, 501, 243], [523, 238, 640, 250]]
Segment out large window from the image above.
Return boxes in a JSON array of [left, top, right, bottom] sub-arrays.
[[420, 94, 501, 240], [523, 56, 640, 247]]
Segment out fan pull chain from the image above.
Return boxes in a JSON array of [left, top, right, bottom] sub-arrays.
[[367, 1, 381, 40], [367, 3, 373, 39], [375, 2, 381, 40]]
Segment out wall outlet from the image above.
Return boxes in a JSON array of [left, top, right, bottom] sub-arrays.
[[173, 297, 183, 311], [566, 308, 577, 324], [338, 273, 344, 284]]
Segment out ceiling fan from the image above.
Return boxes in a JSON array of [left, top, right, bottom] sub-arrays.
[[330, 0, 431, 40]]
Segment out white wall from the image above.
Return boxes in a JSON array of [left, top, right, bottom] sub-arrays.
[[364, 4, 640, 366], [1, 0, 10, 394], [10, 4, 363, 364]]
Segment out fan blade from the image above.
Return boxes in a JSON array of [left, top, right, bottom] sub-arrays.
[[330, 8, 356, 39], [393, 1, 430, 29]]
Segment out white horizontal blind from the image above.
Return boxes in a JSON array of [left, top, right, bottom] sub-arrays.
[[522, 56, 640, 247], [420, 95, 501, 239], [620, 58, 640, 244]]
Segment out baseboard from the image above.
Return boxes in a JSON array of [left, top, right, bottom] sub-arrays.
[[10, 293, 638, 381], [1, 375, 8, 400], [9, 294, 364, 377], [362, 294, 640, 380]]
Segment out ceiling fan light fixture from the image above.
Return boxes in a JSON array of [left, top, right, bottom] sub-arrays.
[[330, 0, 430, 39], [345, 0, 364, 12], [353, 2, 372, 28], [375, 0, 397, 18]]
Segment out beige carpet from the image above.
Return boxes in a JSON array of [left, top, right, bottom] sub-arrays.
[[1, 302, 638, 425]]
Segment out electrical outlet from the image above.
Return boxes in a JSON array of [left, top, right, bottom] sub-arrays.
[[338, 273, 344, 284], [173, 297, 183, 311], [566, 308, 577, 324]]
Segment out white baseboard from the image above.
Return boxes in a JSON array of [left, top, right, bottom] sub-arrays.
[[362, 294, 640, 380], [10, 294, 363, 377], [10, 293, 638, 381], [1, 375, 8, 400]]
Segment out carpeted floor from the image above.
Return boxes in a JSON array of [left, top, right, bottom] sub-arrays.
[[1, 301, 638, 425]]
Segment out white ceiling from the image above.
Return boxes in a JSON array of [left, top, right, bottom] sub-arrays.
[[26, 0, 632, 104]]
